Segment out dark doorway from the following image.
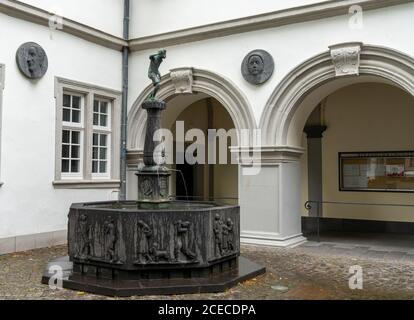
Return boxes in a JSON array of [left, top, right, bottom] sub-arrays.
[[176, 163, 194, 200]]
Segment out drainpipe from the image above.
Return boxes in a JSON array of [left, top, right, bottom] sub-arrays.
[[119, 0, 130, 200]]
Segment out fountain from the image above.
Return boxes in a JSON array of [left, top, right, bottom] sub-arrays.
[[41, 50, 265, 296]]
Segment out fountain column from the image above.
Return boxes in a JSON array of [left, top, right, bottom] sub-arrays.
[[136, 99, 171, 204]]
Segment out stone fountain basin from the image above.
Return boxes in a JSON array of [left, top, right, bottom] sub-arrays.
[[42, 201, 266, 296], [68, 201, 240, 271]]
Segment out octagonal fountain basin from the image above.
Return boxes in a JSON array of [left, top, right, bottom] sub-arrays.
[[42, 201, 265, 297]]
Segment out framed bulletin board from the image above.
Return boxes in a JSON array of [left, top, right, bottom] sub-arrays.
[[339, 151, 414, 192]]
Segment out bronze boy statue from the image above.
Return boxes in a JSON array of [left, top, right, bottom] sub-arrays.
[[148, 49, 167, 100]]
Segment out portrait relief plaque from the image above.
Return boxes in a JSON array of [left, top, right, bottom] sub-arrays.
[[241, 49, 274, 85], [16, 42, 48, 79]]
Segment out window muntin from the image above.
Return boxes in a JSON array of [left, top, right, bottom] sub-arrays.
[[61, 92, 84, 179], [93, 99, 110, 128], [92, 98, 111, 178], [92, 133, 109, 175], [62, 93, 83, 127], [62, 130, 82, 174]]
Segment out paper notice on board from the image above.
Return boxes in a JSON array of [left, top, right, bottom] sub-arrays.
[[343, 176, 368, 188], [360, 164, 369, 176], [375, 164, 386, 176], [343, 164, 359, 176], [386, 164, 405, 177]]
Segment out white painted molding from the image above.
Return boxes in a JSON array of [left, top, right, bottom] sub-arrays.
[[0, 63, 4, 91], [329, 42, 362, 76], [0, 0, 127, 51], [1, 0, 412, 52], [127, 68, 256, 151], [0, 229, 67, 255], [54, 77, 122, 186], [241, 230, 307, 248], [260, 43, 414, 147], [170, 67, 194, 94], [54, 77, 122, 98], [231, 145, 305, 165], [126, 149, 143, 168], [52, 180, 121, 189], [129, 0, 414, 51]]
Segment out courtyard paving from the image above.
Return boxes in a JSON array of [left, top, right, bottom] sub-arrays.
[[0, 242, 413, 300]]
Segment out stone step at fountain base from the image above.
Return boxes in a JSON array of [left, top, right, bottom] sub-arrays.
[[41, 256, 265, 297], [72, 255, 240, 280]]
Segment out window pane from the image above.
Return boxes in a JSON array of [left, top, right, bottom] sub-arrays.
[[62, 145, 70, 158], [100, 102, 108, 114], [93, 100, 99, 113], [63, 94, 71, 107], [92, 161, 98, 173], [72, 96, 81, 109], [100, 148, 107, 160], [99, 161, 107, 173], [71, 131, 80, 144], [93, 113, 99, 126], [72, 110, 80, 123], [62, 160, 69, 172], [100, 134, 107, 146], [100, 114, 107, 127], [71, 160, 80, 173], [62, 108, 71, 122], [93, 133, 98, 146], [71, 145, 80, 159], [62, 130, 70, 143], [92, 147, 99, 160]]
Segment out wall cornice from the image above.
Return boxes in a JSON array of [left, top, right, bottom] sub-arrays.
[[0, 0, 127, 51], [129, 0, 413, 52], [1, 0, 412, 52]]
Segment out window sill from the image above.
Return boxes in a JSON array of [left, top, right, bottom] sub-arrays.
[[53, 179, 120, 189]]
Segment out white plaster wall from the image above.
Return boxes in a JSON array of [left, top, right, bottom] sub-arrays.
[[239, 165, 279, 235], [128, 3, 414, 127], [130, 0, 329, 38], [321, 83, 414, 222], [19, 0, 124, 37], [0, 13, 122, 238], [127, 3, 414, 245]]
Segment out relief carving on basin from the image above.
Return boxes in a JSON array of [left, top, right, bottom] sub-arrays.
[[68, 201, 240, 270]]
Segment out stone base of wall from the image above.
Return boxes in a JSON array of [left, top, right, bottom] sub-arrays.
[[0, 230, 67, 255], [302, 217, 414, 235]]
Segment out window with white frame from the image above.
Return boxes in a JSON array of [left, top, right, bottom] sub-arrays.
[[61, 93, 84, 178], [54, 78, 121, 188], [92, 98, 111, 178]]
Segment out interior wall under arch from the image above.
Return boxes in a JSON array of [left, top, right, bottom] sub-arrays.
[[168, 97, 238, 204], [301, 82, 414, 222]]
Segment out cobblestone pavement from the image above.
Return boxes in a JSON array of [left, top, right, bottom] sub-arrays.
[[0, 243, 413, 300]]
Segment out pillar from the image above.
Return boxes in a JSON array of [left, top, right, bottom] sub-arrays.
[[236, 147, 307, 247]]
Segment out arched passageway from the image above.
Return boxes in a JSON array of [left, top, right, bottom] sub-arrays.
[[126, 68, 255, 205], [300, 82, 414, 243], [165, 96, 238, 204], [242, 43, 414, 247]]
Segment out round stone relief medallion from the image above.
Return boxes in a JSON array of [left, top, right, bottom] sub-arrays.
[[241, 49, 274, 85], [16, 42, 48, 79]]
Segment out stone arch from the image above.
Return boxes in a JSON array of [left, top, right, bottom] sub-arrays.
[[127, 68, 256, 151], [260, 43, 414, 147]]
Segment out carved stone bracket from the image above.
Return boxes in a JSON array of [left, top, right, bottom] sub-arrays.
[[170, 67, 194, 94], [329, 43, 362, 77]]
